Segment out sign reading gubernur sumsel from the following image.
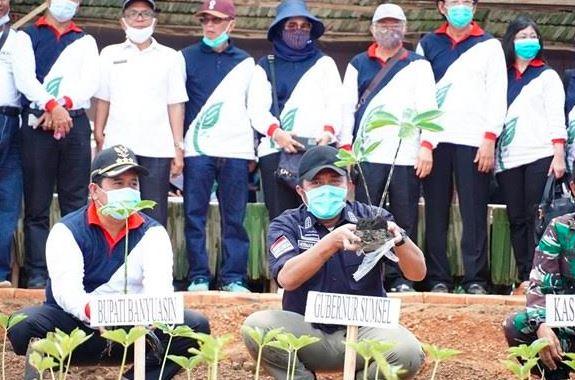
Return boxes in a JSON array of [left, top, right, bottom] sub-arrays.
[[545, 294, 575, 327], [89, 293, 184, 328], [304, 291, 401, 328]]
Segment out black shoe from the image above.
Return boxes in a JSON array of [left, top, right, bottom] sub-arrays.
[[389, 282, 415, 293], [430, 283, 449, 293], [466, 283, 487, 295], [27, 275, 47, 289]]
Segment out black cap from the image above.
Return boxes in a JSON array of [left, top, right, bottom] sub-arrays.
[[298, 145, 347, 182], [122, 0, 156, 11], [91, 145, 149, 182]]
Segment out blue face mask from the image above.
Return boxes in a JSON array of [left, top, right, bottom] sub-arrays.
[[49, 0, 78, 23], [446, 4, 473, 29], [202, 32, 229, 49], [514, 38, 540, 61], [102, 187, 141, 220], [305, 185, 347, 220]]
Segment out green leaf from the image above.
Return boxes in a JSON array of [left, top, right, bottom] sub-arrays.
[[417, 121, 444, 132], [562, 358, 575, 371], [7, 313, 27, 330], [363, 142, 381, 157], [198, 102, 223, 130], [167, 355, 203, 371], [436, 83, 452, 108], [500, 118, 517, 148], [422, 343, 461, 362], [0, 314, 8, 330], [280, 108, 298, 132], [334, 160, 352, 168], [398, 123, 417, 139], [412, 109, 443, 124], [267, 340, 292, 353], [366, 118, 398, 132], [372, 352, 405, 380], [126, 326, 148, 346], [371, 111, 399, 124], [32, 337, 65, 361], [241, 326, 284, 348], [568, 120, 575, 144], [290, 335, 320, 351], [336, 149, 354, 160], [507, 338, 548, 361], [101, 328, 128, 346], [28, 352, 57, 373]]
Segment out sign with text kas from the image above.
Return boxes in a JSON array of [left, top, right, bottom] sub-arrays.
[[89, 293, 184, 328], [304, 291, 401, 328], [545, 294, 575, 327]]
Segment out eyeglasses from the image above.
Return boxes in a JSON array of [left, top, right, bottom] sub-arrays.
[[284, 21, 312, 31], [124, 10, 155, 20], [198, 16, 231, 25]]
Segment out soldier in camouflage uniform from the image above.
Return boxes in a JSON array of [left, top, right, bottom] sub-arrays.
[[503, 211, 575, 380]]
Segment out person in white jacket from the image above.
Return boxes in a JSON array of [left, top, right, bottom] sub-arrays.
[[8, 145, 210, 380], [416, 0, 507, 294], [341, 3, 437, 293], [247, 0, 342, 220], [495, 15, 567, 293]]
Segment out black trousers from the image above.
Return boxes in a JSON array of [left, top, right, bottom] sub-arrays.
[[355, 162, 420, 288], [496, 156, 553, 281], [259, 152, 301, 220], [21, 110, 91, 280], [422, 143, 490, 289], [136, 156, 172, 227], [8, 304, 210, 380]]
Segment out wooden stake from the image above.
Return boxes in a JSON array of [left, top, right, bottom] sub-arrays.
[[343, 325, 358, 380], [12, 2, 48, 30], [133, 334, 146, 380]]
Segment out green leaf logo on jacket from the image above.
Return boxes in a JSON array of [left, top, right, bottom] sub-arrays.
[[568, 120, 575, 145], [193, 102, 223, 155], [270, 108, 298, 149], [496, 117, 518, 171], [45, 77, 63, 98], [436, 84, 452, 109]]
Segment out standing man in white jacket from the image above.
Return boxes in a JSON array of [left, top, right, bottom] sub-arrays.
[[341, 4, 437, 293], [416, 0, 507, 294]]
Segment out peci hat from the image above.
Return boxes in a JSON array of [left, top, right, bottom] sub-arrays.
[[122, 0, 156, 11], [298, 146, 347, 182], [267, 0, 325, 41], [372, 3, 406, 23], [196, 0, 236, 19], [90, 145, 149, 182]]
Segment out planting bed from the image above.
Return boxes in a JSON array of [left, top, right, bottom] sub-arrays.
[[0, 292, 560, 380]]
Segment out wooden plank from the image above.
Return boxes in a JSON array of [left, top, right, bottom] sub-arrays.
[[12, 2, 47, 30]]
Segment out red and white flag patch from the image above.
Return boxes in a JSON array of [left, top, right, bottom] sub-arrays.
[[270, 236, 294, 259]]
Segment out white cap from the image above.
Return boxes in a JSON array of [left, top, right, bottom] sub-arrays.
[[372, 3, 407, 23]]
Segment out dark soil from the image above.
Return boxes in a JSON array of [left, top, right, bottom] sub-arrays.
[[356, 216, 393, 253]]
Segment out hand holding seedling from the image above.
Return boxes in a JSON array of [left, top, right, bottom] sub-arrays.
[[328, 224, 362, 251], [536, 324, 563, 370]]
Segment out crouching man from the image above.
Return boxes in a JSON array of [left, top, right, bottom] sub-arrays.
[[8, 145, 210, 379], [241, 146, 426, 379]]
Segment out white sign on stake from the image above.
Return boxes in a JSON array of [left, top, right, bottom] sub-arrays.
[[545, 294, 575, 327], [89, 293, 184, 328], [304, 291, 401, 328]]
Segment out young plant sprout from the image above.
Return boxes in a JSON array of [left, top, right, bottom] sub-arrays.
[[101, 326, 148, 380], [166, 354, 203, 380], [241, 326, 284, 380], [503, 338, 549, 380], [267, 332, 320, 380], [154, 323, 197, 380], [99, 199, 156, 294], [422, 342, 462, 380], [344, 339, 395, 380], [0, 313, 26, 380], [188, 332, 233, 380], [31, 328, 92, 380], [28, 351, 58, 380]]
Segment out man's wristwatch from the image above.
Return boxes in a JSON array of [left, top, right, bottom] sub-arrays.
[[395, 229, 408, 247]]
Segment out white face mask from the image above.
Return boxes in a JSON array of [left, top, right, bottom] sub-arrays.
[[49, 0, 78, 23], [0, 13, 10, 26], [122, 18, 155, 44]]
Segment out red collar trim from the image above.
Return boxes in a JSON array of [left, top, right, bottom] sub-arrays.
[[36, 16, 82, 39], [367, 43, 408, 65], [435, 22, 484, 45], [512, 58, 546, 79], [87, 203, 144, 248]]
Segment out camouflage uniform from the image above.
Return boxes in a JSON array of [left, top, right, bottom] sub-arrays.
[[503, 213, 575, 379]]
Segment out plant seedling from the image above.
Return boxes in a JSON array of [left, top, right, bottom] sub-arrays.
[[167, 354, 203, 380], [345, 339, 395, 380], [28, 351, 58, 380], [422, 342, 461, 380], [188, 332, 233, 380], [241, 326, 284, 380], [0, 313, 26, 380], [154, 323, 197, 380], [267, 332, 320, 380], [31, 328, 92, 380], [99, 200, 156, 294], [101, 326, 148, 380], [503, 338, 549, 380]]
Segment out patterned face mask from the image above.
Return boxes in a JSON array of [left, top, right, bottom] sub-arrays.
[[282, 29, 311, 50], [373, 29, 404, 50]]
